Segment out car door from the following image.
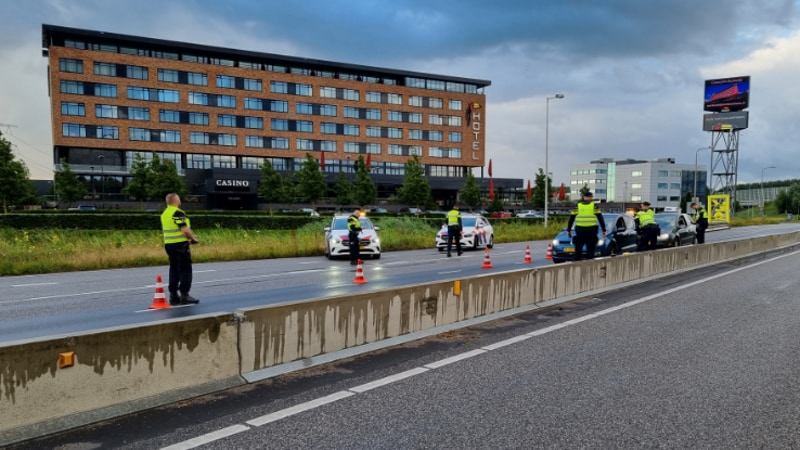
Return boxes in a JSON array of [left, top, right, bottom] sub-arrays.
[[614, 215, 638, 253]]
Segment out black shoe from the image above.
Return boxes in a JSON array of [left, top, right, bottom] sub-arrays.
[[447, 253, 452, 257], [180, 294, 199, 304], [169, 293, 181, 305], [458, 251, 463, 256]]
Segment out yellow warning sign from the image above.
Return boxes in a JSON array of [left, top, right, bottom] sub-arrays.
[[709, 194, 730, 223]]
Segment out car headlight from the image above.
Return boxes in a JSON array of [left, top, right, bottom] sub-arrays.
[[372, 237, 380, 245], [330, 237, 341, 245], [659, 233, 669, 239], [597, 239, 604, 246], [551, 239, 559, 246]]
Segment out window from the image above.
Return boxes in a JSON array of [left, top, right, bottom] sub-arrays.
[[366, 91, 381, 103], [388, 144, 403, 156], [409, 113, 422, 123], [189, 112, 208, 125], [342, 89, 359, 101], [366, 143, 381, 154], [320, 104, 336, 116], [126, 66, 148, 80], [218, 115, 237, 127], [189, 92, 208, 105], [409, 146, 423, 156], [272, 119, 288, 131], [388, 111, 402, 122], [245, 98, 262, 110], [321, 141, 337, 152], [632, 171, 643, 177], [366, 126, 381, 138], [388, 127, 402, 139], [320, 123, 336, 134], [657, 183, 668, 189], [344, 107, 359, 119], [429, 130, 443, 141], [296, 139, 314, 150], [366, 109, 381, 120], [246, 136, 265, 148], [61, 102, 85, 116], [190, 132, 209, 144], [409, 96, 423, 107], [186, 153, 211, 169], [447, 116, 462, 126], [343, 125, 359, 136], [128, 107, 150, 121], [631, 183, 642, 189], [217, 95, 236, 108], [449, 99, 462, 110], [319, 87, 336, 98], [670, 183, 681, 190], [217, 75, 236, 89], [428, 98, 443, 109], [217, 134, 237, 146], [129, 128, 150, 141], [657, 170, 669, 177], [97, 126, 118, 139], [60, 80, 84, 95], [94, 84, 117, 98], [429, 114, 443, 126], [271, 100, 288, 113], [296, 84, 313, 96], [161, 130, 180, 143], [270, 81, 288, 94], [187, 72, 207, 86], [59, 58, 83, 73], [158, 90, 179, 103], [296, 103, 313, 114], [448, 131, 462, 142], [272, 137, 289, 149], [96, 104, 118, 118], [62, 123, 86, 137], [158, 69, 179, 82], [244, 117, 263, 129], [243, 78, 262, 91], [296, 120, 313, 132], [657, 195, 668, 202], [94, 62, 116, 76], [387, 93, 402, 105], [160, 110, 180, 123]]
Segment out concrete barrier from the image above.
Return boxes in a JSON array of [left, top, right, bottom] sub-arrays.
[[0, 313, 244, 445], [2, 232, 798, 445]]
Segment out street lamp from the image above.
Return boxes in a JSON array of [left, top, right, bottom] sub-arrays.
[[761, 165, 776, 217], [623, 181, 627, 213], [97, 155, 105, 203], [90, 166, 95, 200], [694, 147, 710, 203], [544, 93, 564, 228]]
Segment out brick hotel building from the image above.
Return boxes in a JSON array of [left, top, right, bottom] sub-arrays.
[[42, 24, 518, 209]]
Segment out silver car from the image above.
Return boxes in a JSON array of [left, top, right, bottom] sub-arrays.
[[324, 215, 382, 259], [435, 213, 495, 251]]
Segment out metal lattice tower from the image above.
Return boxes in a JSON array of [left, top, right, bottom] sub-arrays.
[[709, 129, 740, 208]]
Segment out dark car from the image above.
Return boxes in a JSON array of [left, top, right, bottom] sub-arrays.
[[654, 213, 697, 248], [550, 213, 639, 263]]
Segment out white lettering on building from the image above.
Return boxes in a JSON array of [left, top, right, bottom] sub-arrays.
[[216, 180, 250, 187], [471, 111, 482, 160]]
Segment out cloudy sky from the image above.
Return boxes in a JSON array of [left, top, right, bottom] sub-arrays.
[[2, 0, 799, 186]]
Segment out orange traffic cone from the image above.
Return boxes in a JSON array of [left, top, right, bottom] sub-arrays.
[[523, 245, 533, 264], [481, 248, 493, 269], [353, 259, 368, 284], [148, 275, 170, 309], [545, 243, 553, 260]]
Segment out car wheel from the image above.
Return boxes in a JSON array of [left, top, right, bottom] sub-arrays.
[[606, 242, 618, 256], [325, 245, 332, 259], [486, 235, 494, 249], [373, 254, 381, 260], [438, 247, 444, 252], [673, 238, 681, 247]]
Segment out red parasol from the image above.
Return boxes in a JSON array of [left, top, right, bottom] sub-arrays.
[[320, 151, 326, 171], [526, 180, 531, 202], [366, 152, 371, 170], [558, 183, 566, 201], [488, 159, 493, 177], [489, 178, 495, 200]]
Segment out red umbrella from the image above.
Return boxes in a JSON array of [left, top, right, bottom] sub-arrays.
[[526, 180, 531, 202], [366, 152, 371, 170], [488, 178, 495, 200], [488, 159, 493, 177], [320, 151, 326, 171], [558, 183, 566, 201]]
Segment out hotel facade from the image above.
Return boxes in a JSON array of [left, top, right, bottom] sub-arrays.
[[42, 24, 516, 210]]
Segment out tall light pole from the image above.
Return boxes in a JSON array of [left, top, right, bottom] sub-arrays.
[[623, 181, 627, 213], [544, 93, 564, 228], [761, 165, 775, 217], [90, 166, 95, 200], [694, 147, 710, 203]]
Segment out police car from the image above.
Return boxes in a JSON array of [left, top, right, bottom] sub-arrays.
[[435, 213, 494, 251], [324, 215, 382, 259]]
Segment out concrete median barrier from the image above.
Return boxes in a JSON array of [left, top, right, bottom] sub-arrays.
[[0, 313, 244, 446]]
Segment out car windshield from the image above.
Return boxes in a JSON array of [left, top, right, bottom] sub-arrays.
[[461, 217, 477, 227], [332, 217, 374, 230], [566, 214, 618, 231], [655, 215, 678, 228]]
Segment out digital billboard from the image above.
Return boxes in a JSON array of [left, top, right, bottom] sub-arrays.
[[702, 111, 749, 131], [704, 76, 750, 112]]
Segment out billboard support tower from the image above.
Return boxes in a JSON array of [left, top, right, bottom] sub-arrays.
[[709, 128, 740, 211]]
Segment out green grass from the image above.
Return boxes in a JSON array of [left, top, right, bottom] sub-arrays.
[[1, 214, 788, 276]]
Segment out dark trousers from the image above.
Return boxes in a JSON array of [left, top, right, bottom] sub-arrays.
[[165, 242, 192, 295], [573, 226, 598, 261], [349, 233, 360, 264], [447, 225, 462, 255], [696, 224, 707, 244], [638, 225, 659, 251]]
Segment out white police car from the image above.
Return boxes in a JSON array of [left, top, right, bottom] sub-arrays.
[[435, 213, 494, 251], [324, 215, 382, 259]]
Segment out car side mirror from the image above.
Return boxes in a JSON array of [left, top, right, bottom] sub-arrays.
[[374, 226, 380, 231], [324, 227, 330, 232]]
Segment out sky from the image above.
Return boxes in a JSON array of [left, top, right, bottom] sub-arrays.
[[2, 0, 799, 186]]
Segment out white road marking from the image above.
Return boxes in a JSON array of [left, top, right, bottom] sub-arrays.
[[11, 282, 57, 287], [161, 424, 249, 450], [423, 349, 487, 369], [245, 391, 355, 427], [349, 367, 430, 393], [438, 270, 462, 274], [193, 270, 216, 273]]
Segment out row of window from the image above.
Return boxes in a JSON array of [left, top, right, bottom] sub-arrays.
[[59, 41, 482, 94], [571, 168, 685, 178], [571, 179, 683, 191]]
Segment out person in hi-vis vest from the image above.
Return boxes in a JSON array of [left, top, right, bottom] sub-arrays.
[[635, 201, 658, 251], [446, 204, 463, 257], [161, 193, 200, 305], [566, 191, 606, 261]]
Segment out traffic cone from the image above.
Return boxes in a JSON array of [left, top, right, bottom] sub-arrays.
[[481, 248, 493, 269], [545, 243, 553, 260], [353, 259, 368, 284], [148, 275, 170, 309], [523, 245, 533, 264]]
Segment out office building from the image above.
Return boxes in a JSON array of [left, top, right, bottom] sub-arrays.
[[42, 24, 510, 209]]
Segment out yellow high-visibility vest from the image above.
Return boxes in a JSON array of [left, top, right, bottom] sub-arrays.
[[161, 205, 190, 244], [575, 202, 599, 227], [447, 209, 460, 225]]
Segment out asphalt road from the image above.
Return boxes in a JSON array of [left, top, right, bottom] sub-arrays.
[[2, 223, 800, 343], [13, 229, 800, 449]]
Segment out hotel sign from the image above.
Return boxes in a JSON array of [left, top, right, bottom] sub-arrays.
[[465, 102, 483, 161]]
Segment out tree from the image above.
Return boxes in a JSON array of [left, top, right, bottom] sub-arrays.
[[122, 152, 151, 208], [54, 159, 87, 206], [531, 168, 552, 209], [335, 171, 353, 208], [295, 153, 327, 208], [0, 131, 35, 213], [148, 155, 187, 200], [775, 183, 800, 215], [353, 155, 377, 207], [397, 155, 432, 210], [459, 170, 482, 211], [259, 159, 285, 213]]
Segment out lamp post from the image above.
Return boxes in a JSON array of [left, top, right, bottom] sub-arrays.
[[90, 166, 95, 200], [694, 147, 710, 204], [761, 165, 776, 217], [623, 181, 627, 213], [544, 93, 564, 228], [98, 155, 105, 204]]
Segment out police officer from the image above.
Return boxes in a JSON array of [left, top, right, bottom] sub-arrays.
[[446, 203, 463, 257], [635, 201, 658, 251], [161, 193, 199, 305], [347, 208, 363, 265], [566, 191, 607, 261], [691, 202, 709, 244]]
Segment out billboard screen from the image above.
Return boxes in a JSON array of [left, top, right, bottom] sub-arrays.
[[704, 76, 750, 112], [703, 111, 749, 131]]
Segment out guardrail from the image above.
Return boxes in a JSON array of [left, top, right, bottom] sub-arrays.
[[2, 232, 799, 446]]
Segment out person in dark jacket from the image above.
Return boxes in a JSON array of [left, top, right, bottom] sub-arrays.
[[635, 201, 658, 251], [347, 208, 363, 265], [566, 191, 607, 261], [691, 202, 709, 244]]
